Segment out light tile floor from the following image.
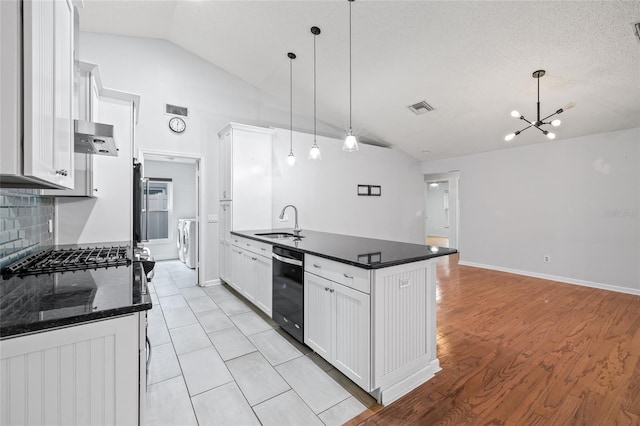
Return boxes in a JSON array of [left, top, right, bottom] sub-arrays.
[[145, 260, 376, 426]]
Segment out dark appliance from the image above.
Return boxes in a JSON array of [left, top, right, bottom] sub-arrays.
[[272, 246, 304, 344], [133, 161, 144, 244]]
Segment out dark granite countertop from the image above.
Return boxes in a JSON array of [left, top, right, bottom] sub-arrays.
[[0, 242, 152, 339], [232, 229, 457, 269]]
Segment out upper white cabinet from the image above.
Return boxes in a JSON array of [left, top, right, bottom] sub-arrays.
[[1, 0, 75, 189]]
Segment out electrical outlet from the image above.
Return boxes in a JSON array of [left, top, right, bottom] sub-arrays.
[[278, 214, 289, 222], [48, 219, 53, 233], [543, 255, 550, 263]]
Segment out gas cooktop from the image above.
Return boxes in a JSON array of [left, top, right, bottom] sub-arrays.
[[2, 245, 131, 278]]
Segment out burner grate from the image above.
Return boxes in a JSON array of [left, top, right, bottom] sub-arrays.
[[2, 246, 131, 277]]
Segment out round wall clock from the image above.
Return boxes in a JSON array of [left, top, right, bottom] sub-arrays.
[[168, 117, 186, 134]]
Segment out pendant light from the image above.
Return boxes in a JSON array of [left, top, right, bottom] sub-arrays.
[[309, 26, 321, 160], [287, 52, 297, 166], [343, 0, 359, 152], [504, 70, 575, 142]]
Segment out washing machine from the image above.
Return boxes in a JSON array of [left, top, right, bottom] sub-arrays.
[[182, 219, 197, 269], [177, 219, 185, 262]]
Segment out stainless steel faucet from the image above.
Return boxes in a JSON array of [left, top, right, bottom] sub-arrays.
[[279, 205, 301, 236]]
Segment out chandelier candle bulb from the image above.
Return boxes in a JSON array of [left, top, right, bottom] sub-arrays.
[[511, 110, 521, 118], [551, 119, 561, 127]]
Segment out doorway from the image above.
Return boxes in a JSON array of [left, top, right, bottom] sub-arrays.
[[424, 171, 460, 249], [138, 149, 204, 286]]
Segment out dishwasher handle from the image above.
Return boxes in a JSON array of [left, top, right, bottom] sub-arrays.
[[273, 253, 303, 267]]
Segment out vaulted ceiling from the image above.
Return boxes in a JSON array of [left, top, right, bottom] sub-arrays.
[[79, 1, 640, 161]]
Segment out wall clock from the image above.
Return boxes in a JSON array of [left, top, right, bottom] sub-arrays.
[[168, 116, 186, 134]]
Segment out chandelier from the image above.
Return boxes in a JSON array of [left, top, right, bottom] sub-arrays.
[[505, 70, 574, 142]]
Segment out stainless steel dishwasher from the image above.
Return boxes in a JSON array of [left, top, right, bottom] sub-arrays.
[[272, 246, 304, 344]]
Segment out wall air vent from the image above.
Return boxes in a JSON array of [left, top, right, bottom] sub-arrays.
[[634, 21, 640, 43], [408, 101, 435, 115], [165, 103, 188, 117]]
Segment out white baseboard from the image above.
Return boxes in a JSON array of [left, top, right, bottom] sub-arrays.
[[203, 278, 221, 287], [377, 359, 441, 406], [458, 260, 640, 296]]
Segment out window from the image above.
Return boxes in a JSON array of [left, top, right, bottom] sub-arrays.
[[142, 179, 172, 240]]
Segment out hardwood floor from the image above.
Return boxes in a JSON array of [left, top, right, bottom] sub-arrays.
[[348, 254, 640, 425]]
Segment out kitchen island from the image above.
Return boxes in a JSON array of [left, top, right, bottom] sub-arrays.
[[0, 243, 151, 425], [229, 229, 456, 405]]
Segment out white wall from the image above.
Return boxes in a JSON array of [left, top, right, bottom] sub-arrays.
[[272, 129, 425, 244], [79, 32, 342, 283], [56, 97, 133, 245], [144, 160, 196, 260], [421, 127, 640, 294]]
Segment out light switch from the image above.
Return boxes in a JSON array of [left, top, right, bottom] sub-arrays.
[[208, 214, 218, 223]]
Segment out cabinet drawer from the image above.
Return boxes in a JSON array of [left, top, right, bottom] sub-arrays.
[[305, 254, 370, 294], [231, 235, 271, 257]]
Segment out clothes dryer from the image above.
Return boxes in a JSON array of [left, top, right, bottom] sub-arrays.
[[183, 219, 197, 269], [177, 219, 185, 262]]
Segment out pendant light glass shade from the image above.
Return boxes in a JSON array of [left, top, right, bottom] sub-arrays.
[[310, 26, 321, 160], [309, 143, 321, 160], [287, 52, 296, 166], [343, 132, 358, 151], [342, 0, 359, 152]]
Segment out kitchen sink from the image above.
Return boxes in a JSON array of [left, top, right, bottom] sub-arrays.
[[255, 232, 304, 239]]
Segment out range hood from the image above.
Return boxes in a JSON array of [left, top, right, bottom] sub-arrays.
[[74, 120, 118, 156]]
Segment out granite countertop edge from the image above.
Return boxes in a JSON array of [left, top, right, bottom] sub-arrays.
[[0, 298, 152, 340], [231, 229, 457, 269]]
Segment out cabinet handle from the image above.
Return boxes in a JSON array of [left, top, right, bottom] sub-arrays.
[[252, 257, 257, 261], [329, 289, 335, 293], [94, 188, 98, 192], [56, 169, 68, 176], [223, 191, 227, 198], [313, 264, 321, 269], [261, 248, 266, 251], [283, 317, 289, 323], [324, 287, 329, 291], [246, 243, 250, 247], [343, 273, 353, 279]]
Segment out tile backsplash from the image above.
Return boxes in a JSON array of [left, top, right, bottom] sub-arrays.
[[0, 189, 54, 268]]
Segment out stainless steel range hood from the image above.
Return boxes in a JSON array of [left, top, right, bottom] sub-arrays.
[[74, 119, 118, 156]]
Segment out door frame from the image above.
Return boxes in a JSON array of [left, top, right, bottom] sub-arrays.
[[138, 148, 205, 286], [424, 171, 460, 250]]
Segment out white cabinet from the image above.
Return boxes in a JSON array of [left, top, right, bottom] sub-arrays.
[[218, 123, 273, 286], [228, 235, 273, 318], [219, 131, 232, 201], [253, 254, 273, 316], [1, 0, 75, 189], [23, 0, 75, 188], [43, 64, 102, 197], [219, 201, 232, 282], [0, 314, 140, 425], [304, 269, 371, 391]]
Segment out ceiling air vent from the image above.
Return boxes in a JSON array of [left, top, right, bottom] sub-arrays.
[[634, 21, 640, 43], [165, 103, 188, 117], [408, 101, 435, 115]]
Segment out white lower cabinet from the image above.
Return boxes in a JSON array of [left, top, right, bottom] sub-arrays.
[[0, 314, 140, 425], [304, 271, 371, 391], [227, 236, 272, 318], [253, 254, 273, 317]]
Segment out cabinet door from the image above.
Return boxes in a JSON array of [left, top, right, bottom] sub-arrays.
[[220, 202, 232, 244], [242, 251, 256, 303], [219, 131, 232, 200], [23, 0, 74, 188], [229, 247, 244, 293], [333, 283, 371, 391], [253, 254, 272, 317], [304, 272, 332, 361], [219, 240, 227, 281]]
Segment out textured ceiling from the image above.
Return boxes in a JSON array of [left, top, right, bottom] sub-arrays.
[[79, 0, 640, 161]]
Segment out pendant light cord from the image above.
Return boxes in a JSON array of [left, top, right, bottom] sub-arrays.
[[290, 56, 293, 152], [314, 33, 317, 144], [349, 0, 352, 131]]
